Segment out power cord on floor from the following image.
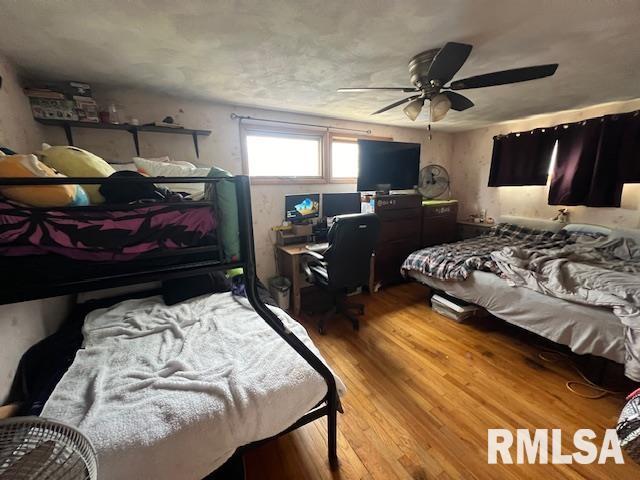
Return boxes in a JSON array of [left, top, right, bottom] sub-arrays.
[[538, 350, 623, 399]]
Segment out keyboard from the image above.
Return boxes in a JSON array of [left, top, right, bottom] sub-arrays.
[[305, 242, 329, 253]]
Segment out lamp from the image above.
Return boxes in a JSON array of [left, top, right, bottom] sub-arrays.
[[430, 93, 452, 122], [403, 97, 424, 121]]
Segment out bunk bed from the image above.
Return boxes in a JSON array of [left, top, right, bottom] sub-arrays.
[[0, 174, 342, 479]]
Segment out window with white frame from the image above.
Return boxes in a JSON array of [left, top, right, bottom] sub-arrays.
[[242, 126, 323, 180]]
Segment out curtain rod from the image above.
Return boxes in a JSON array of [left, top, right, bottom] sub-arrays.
[[493, 109, 640, 140], [230, 113, 372, 134]]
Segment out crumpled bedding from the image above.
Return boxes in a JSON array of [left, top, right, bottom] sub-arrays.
[[491, 235, 640, 380], [401, 223, 584, 281], [41, 292, 344, 480]]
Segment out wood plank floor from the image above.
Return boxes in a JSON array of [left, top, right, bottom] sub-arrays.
[[244, 283, 640, 479]]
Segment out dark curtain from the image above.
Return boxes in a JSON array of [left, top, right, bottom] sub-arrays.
[[617, 112, 640, 183], [488, 130, 557, 186], [548, 112, 639, 207]]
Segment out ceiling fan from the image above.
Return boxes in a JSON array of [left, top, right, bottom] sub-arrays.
[[338, 42, 558, 122]]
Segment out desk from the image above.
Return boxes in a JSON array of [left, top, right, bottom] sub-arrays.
[[276, 243, 375, 316]]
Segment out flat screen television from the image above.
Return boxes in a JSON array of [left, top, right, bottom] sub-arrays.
[[357, 140, 420, 191], [285, 193, 320, 222]]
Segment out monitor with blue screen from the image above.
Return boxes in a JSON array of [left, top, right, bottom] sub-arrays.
[[285, 193, 320, 222]]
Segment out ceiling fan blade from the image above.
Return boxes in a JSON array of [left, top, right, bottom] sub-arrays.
[[442, 91, 474, 111], [426, 42, 473, 84], [449, 64, 559, 90], [371, 95, 421, 115], [338, 87, 419, 93]]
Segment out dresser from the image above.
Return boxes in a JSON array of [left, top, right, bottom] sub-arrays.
[[421, 200, 458, 247], [372, 194, 422, 288]]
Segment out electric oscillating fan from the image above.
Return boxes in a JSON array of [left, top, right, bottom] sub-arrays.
[[418, 164, 450, 199], [0, 417, 97, 479]]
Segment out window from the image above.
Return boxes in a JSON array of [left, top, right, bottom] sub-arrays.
[[241, 124, 392, 184], [242, 126, 323, 181], [331, 138, 359, 180], [547, 140, 559, 180]]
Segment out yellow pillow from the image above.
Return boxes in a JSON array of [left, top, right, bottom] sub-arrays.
[[0, 154, 89, 207], [38, 144, 115, 204]]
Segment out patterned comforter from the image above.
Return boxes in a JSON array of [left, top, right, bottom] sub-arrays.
[[401, 223, 585, 281], [0, 200, 217, 261]]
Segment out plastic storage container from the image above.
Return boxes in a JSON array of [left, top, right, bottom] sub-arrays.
[[431, 293, 484, 322], [269, 276, 291, 311]]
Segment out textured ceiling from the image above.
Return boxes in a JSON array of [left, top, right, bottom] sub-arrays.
[[1, 0, 640, 131]]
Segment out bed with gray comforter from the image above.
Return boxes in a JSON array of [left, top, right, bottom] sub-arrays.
[[402, 221, 640, 380]]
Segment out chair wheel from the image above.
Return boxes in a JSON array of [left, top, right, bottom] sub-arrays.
[[318, 320, 327, 335]]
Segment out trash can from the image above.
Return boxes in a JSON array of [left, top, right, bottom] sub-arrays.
[[268, 276, 291, 311]]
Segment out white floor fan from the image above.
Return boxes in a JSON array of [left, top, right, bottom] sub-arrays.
[[0, 417, 97, 479]]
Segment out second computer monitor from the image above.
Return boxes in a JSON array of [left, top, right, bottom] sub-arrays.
[[322, 192, 361, 218]]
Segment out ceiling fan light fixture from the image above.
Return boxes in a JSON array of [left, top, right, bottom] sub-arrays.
[[403, 98, 424, 121], [430, 93, 451, 122]]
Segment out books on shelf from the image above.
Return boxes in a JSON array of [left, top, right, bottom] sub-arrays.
[[24, 82, 98, 123]]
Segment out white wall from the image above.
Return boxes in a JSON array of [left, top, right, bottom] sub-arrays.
[[0, 55, 43, 151], [0, 55, 72, 402], [40, 87, 453, 280], [449, 99, 640, 229]]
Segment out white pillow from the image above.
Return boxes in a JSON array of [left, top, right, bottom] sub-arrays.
[[132, 157, 210, 195], [172, 160, 197, 168], [561, 223, 612, 236], [133, 155, 172, 164], [109, 162, 137, 172]]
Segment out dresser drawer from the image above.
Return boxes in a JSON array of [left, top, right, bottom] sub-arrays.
[[421, 202, 458, 247], [376, 206, 422, 221], [379, 217, 421, 243], [422, 203, 458, 218]]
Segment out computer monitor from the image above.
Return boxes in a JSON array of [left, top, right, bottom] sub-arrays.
[[285, 193, 320, 222], [322, 192, 361, 218]]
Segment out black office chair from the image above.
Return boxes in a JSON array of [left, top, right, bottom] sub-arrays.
[[302, 213, 380, 334]]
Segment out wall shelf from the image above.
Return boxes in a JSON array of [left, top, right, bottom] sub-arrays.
[[35, 118, 211, 158]]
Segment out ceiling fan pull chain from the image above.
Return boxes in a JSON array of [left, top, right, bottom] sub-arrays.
[[428, 104, 433, 141]]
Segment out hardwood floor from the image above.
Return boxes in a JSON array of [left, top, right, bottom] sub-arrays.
[[244, 283, 639, 479]]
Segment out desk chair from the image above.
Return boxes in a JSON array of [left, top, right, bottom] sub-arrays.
[[302, 213, 380, 334]]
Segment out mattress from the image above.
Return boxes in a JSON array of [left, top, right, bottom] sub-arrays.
[[0, 199, 216, 261], [41, 292, 344, 480], [408, 270, 625, 364]]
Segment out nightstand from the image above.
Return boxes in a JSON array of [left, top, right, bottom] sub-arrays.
[[457, 221, 494, 240]]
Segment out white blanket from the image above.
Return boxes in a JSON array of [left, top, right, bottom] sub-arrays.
[[42, 292, 344, 480]]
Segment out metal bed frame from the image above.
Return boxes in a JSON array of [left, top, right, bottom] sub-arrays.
[[0, 174, 341, 470]]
